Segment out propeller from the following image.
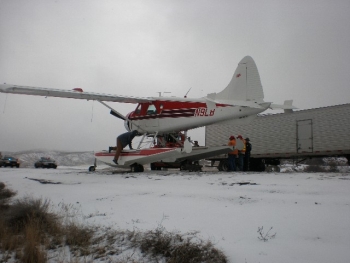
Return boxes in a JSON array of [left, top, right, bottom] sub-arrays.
[[98, 101, 148, 134], [98, 101, 127, 120], [109, 109, 126, 120]]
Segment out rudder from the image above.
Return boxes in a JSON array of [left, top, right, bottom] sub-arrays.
[[216, 56, 264, 102]]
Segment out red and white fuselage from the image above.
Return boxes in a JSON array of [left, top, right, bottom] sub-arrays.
[[124, 99, 270, 134]]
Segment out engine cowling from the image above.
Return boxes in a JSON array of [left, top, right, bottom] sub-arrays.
[[124, 112, 132, 131]]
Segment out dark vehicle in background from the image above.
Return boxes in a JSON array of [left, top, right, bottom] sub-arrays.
[[0, 156, 20, 168], [35, 157, 57, 169]]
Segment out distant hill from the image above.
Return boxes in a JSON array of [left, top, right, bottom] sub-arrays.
[[1, 150, 97, 168]]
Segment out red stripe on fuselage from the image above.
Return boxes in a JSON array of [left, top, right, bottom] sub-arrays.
[[128, 100, 231, 120], [130, 109, 196, 120]]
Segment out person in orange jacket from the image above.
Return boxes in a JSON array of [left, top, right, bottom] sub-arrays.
[[237, 135, 246, 171], [227, 135, 238, 171]]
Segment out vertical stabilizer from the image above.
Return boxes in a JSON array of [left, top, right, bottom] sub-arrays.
[[215, 56, 264, 102]]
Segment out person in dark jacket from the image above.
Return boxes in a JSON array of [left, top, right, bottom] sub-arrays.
[[244, 138, 252, 171], [110, 130, 138, 164], [237, 135, 246, 171]]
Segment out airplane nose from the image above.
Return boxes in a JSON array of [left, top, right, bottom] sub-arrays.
[[124, 120, 131, 131]]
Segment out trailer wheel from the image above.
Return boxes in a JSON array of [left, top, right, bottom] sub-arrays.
[[131, 164, 144, 173], [265, 165, 280, 172], [258, 162, 266, 172], [218, 160, 228, 171], [150, 163, 156, 170], [218, 161, 223, 171], [137, 164, 144, 172], [88, 166, 96, 172], [345, 155, 350, 165]]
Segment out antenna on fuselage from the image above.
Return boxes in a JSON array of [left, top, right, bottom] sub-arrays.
[[157, 92, 171, 97], [184, 87, 192, 98]]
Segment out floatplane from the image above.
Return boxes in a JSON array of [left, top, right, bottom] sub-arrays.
[[0, 56, 295, 172]]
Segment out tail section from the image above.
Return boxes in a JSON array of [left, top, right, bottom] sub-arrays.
[[205, 56, 297, 111], [208, 56, 264, 104], [217, 56, 264, 101]]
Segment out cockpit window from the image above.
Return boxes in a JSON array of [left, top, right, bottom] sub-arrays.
[[135, 104, 141, 115], [146, 104, 157, 115]]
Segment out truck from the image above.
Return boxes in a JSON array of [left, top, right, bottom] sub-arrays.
[[205, 103, 350, 172]]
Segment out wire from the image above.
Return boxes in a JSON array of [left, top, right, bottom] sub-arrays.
[[91, 100, 94, 122], [2, 94, 8, 113]]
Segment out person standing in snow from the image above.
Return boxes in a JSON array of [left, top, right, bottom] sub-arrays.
[[244, 138, 252, 171], [237, 135, 246, 171], [227, 135, 238, 171]]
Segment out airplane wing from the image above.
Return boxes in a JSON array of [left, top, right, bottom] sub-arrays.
[[0, 83, 279, 108], [0, 84, 151, 104]]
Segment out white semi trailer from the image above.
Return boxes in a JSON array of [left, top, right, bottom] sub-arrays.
[[205, 103, 350, 171]]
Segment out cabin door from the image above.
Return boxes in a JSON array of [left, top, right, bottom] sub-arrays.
[[145, 104, 159, 128], [297, 119, 313, 153]]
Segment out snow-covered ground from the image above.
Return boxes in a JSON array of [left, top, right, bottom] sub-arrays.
[[1, 165, 350, 263]]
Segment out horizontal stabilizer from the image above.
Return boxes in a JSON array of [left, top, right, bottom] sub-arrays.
[[270, 100, 297, 110]]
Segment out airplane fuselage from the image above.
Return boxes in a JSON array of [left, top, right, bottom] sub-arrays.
[[124, 99, 268, 134]]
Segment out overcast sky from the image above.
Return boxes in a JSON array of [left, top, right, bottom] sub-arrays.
[[1, 0, 350, 152]]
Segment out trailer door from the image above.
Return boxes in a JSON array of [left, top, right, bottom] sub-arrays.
[[297, 119, 313, 153]]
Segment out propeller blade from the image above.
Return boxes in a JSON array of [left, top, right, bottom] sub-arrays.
[[110, 110, 126, 120]]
